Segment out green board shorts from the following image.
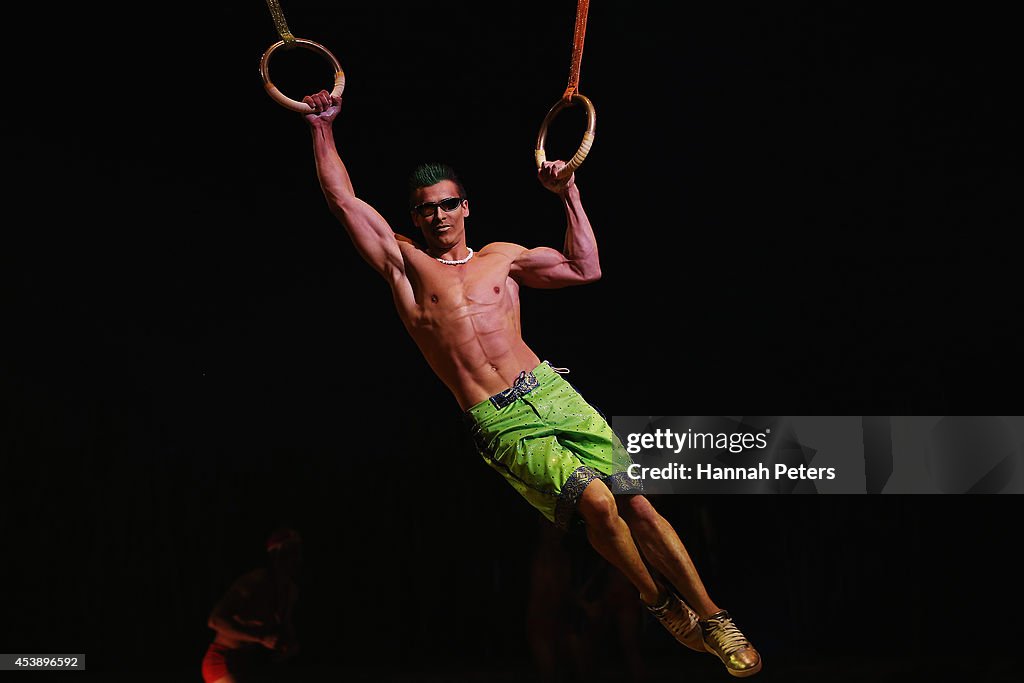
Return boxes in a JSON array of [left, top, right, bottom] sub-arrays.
[[464, 361, 643, 530]]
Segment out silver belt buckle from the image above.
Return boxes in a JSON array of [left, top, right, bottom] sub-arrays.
[[489, 370, 539, 409]]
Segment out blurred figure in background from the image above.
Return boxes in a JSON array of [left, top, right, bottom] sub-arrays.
[[528, 518, 648, 682], [202, 527, 302, 682]]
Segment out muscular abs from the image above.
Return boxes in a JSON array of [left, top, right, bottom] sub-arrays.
[[393, 244, 541, 410]]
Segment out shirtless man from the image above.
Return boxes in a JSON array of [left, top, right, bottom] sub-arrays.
[[202, 528, 301, 683], [300, 90, 761, 677]]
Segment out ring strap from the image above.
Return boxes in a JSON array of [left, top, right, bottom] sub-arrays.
[[562, 0, 590, 102], [265, 0, 297, 44]]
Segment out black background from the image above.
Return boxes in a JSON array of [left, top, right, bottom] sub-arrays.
[[4, 1, 1021, 680]]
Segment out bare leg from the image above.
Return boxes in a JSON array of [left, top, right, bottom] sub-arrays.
[[603, 493, 763, 677], [576, 480, 662, 605], [617, 494, 721, 618]]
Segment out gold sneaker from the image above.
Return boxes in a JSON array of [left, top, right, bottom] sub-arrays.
[[646, 593, 706, 652], [700, 610, 762, 677]]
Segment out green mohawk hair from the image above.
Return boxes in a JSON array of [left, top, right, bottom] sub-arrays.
[[408, 162, 467, 206]]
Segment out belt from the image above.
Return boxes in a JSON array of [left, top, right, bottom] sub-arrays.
[[488, 370, 541, 409]]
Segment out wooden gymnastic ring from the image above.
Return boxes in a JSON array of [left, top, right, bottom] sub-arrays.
[[534, 93, 596, 179], [259, 38, 345, 113]]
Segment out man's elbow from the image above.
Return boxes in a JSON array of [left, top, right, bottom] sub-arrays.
[[328, 196, 358, 221], [570, 262, 601, 284]]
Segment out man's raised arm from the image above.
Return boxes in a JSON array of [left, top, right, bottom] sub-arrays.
[[509, 160, 602, 289], [303, 90, 405, 280]]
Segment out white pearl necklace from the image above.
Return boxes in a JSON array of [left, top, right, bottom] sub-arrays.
[[435, 248, 474, 265]]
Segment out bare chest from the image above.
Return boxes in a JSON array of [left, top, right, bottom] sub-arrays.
[[406, 252, 517, 316]]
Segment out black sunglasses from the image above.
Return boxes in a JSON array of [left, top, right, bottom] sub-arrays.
[[412, 196, 465, 218]]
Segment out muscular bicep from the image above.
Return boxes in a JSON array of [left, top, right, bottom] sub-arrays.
[[330, 196, 405, 279], [509, 245, 594, 288]]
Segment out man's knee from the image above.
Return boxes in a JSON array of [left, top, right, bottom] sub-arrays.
[[618, 494, 663, 529], [577, 479, 619, 528]]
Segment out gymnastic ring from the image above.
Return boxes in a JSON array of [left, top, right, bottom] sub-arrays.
[[534, 93, 596, 179], [259, 38, 346, 113]]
